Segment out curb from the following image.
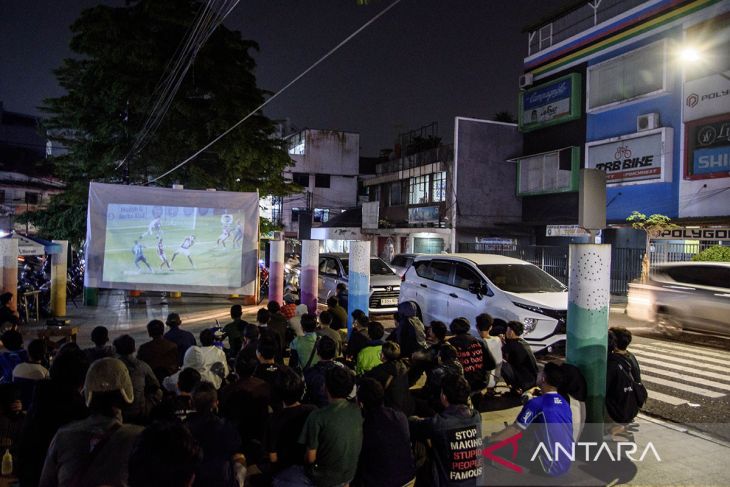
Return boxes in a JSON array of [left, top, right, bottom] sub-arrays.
[[637, 412, 730, 449]]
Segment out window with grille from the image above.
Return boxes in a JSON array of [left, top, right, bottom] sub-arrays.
[[517, 147, 577, 196], [409, 175, 430, 204], [431, 171, 446, 202]]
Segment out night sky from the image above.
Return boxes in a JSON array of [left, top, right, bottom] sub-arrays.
[[0, 0, 559, 156]]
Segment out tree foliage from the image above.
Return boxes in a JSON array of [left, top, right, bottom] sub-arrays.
[[30, 0, 294, 245], [626, 211, 678, 282]]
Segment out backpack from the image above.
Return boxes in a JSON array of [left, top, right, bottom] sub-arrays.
[[606, 354, 648, 423]]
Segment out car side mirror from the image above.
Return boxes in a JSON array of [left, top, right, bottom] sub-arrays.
[[468, 282, 490, 299]]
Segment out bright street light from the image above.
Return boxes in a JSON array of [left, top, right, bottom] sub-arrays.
[[678, 46, 701, 63]]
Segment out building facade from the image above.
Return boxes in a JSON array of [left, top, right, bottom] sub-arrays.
[[517, 0, 730, 248]]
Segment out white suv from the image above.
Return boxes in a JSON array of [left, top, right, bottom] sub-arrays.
[[399, 253, 568, 353]]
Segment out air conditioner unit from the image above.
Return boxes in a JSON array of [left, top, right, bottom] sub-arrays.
[[637, 113, 659, 132], [519, 73, 534, 89]]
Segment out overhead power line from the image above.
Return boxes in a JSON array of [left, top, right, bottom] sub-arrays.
[[147, 0, 404, 185]]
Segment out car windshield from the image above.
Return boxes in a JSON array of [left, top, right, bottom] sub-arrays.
[[341, 258, 395, 276], [477, 264, 566, 293]]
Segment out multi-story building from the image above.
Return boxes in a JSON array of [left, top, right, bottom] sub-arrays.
[[0, 102, 64, 235], [274, 129, 360, 238], [516, 0, 730, 251]]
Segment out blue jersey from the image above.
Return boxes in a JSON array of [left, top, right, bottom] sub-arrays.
[[516, 392, 573, 476], [133, 244, 144, 258]]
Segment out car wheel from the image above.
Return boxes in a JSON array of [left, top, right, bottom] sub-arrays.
[[656, 312, 683, 337]]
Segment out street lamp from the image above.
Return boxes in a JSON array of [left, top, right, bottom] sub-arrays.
[[676, 43, 730, 82]]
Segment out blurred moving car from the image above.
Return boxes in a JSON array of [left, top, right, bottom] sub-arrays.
[[389, 253, 419, 277], [399, 253, 568, 353], [626, 262, 730, 336], [318, 253, 401, 314]]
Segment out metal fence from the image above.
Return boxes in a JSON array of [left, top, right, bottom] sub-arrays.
[[459, 241, 702, 295]]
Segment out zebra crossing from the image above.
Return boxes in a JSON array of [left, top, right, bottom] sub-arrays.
[[630, 340, 730, 407]]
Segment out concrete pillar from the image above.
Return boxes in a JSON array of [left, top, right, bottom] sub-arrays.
[[407, 236, 415, 253], [347, 241, 370, 336], [301, 240, 319, 314], [370, 237, 378, 257], [0, 239, 18, 313], [268, 240, 285, 305], [393, 235, 402, 255], [566, 244, 611, 434], [51, 240, 68, 317]]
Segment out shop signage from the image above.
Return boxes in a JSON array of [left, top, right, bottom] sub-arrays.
[[408, 206, 440, 224], [519, 74, 581, 132], [686, 117, 730, 179], [362, 201, 379, 229], [545, 225, 591, 237], [655, 227, 730, 240], [585, 128, 672, 186], [683, 73, 730, 122]]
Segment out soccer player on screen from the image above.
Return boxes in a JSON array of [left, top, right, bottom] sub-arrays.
[[157, 238, 172, 270], [140, 217, 162, 239], [132, 241, 153, 272], [171, 235, 196, 268], [232, 220, 243, 248], [217, 226, 231, 248]]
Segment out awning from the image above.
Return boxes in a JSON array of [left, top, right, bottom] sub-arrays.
[[1, 234, 62, 255]]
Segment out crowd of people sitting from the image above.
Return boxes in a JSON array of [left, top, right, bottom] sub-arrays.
[[0, 295, 639, 487]]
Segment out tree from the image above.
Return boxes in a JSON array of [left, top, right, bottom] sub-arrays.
[[626, 211, 678, 282], [692, 245, 730, 262], [26, 0, 293, 245]]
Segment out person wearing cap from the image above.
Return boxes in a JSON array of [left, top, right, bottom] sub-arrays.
[[39, 357, 144, 487], [83, 326, 115, 363], [164, 313, 197, 367]]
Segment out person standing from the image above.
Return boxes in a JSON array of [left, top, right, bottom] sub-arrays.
[[137, 319, 179, 383], [222, 305, 246, 357], [132, 241, 153, 272], [164, 313, 196, 367]]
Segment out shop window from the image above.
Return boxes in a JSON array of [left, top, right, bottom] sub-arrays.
[[292, 172, 309, 187], [414, 237, 444, 254], [431, 172, 446, 202], [291, 208, 301, 223], [25, 192, 40, 204], [409, 175, 429, 204], [588, 40, 667, 111], [517, 147, 578, 196], [313, 208, 329, 223]]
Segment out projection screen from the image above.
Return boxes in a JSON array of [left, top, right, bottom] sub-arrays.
[[85, 182, 259, 294]]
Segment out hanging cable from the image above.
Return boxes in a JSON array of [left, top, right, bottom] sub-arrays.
[[146, 0, 404, 185]]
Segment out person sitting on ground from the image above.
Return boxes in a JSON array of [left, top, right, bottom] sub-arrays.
[[366, 341, 414, 415], [0, 329, 29, 383], [605, 326, 644, 437], [345, 313, 369, 367], [0, 292, 20, 330], [558, 362, 588, 442], [185, 381, 246, 487], [280, 293, 298, 321], [288, 367, 362, 487], [356, 321, 386, 375], [222, 304, 246, 357], [39, 358, 144, 487], [237, 323, 260, 370], [0, 383, 25, 454], [13, 337, 49, 381], [136, 319, 179, 383], [113, 334, 162, 424], [410, 374, 484, 486], [127, 421, 201, 487], [448, 317, 496, 407], [317, 310, 342, 358], [84, 326, 115, 362], [253, 337, 290, 411], [501, 320, 539, 395], [487, 362, 573, 477], [289, 314, 320, 372], [476, 313, 502, 394], [150, 367, 201, 423], [289, 300, 309, 338], [326, 296, 348, 331], [163, 345, 208, 394], [164, 313, 197, 367], [220, 353, 271, 466], [194, 328, 229, 389], [389, 301, 427, 359], [266, 367, 317, 479], [303, 336, 345, 408], [408, 320, 449, 386], [353, 377, 416, 487], [16, 343, 89, 487], [420, 343, 465, 415]]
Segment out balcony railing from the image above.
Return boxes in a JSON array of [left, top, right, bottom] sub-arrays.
[[375, 145, 453, 175]]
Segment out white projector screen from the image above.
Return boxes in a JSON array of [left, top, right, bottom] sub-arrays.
[[85, 182, 259, 294]]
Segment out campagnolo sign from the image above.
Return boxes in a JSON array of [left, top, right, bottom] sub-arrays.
[[585, 128, 673, 186], [519, 73, 581, 132], [654, 227, 730, 240]]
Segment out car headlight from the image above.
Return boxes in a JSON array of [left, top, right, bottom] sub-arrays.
[[523, 317, 538, 334]]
